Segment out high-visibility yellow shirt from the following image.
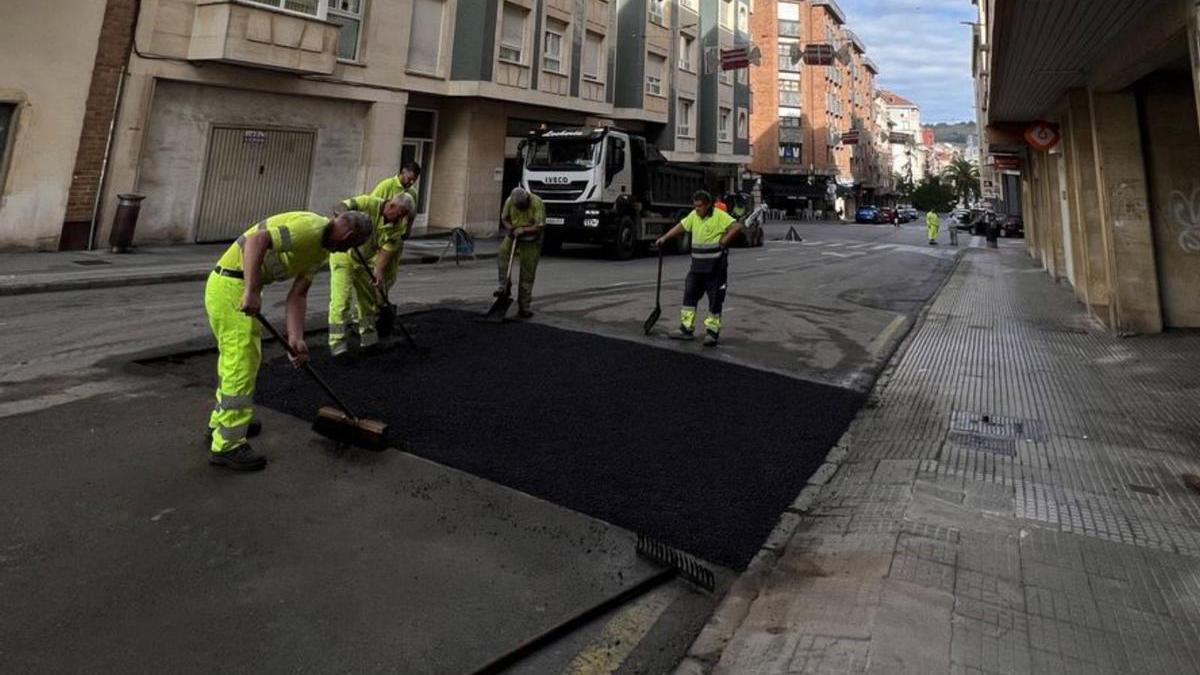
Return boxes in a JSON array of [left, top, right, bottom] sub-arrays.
[[502, 194, 545, 241], [342, 195, 403, 253], [680, 208, 736, 246], [370, 177, 419, 233], [216, 212, 330, 284]]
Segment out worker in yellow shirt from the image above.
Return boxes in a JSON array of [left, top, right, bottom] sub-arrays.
[[655, 190, 745, 346], [498, 187, 546, 318], [327, 193, 415, 357], [370, 162, 421, 219], [205, 211, 373, 471]]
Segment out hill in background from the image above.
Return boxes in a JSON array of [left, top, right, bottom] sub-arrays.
[[928, 122, 978, 144]]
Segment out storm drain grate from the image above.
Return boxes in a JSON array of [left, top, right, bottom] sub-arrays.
[[72, 259, 112, 266], [949, 432, 1017, 456], [950, 410, 1046, 442]]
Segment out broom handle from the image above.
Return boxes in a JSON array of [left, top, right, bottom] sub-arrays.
[[654, 248, 663, 309], [352, 248, 390, 306], [254, 313, 361, 420]]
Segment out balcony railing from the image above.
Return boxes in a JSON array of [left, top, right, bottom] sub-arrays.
[[779, 91, 803, 107], [778, 20, 802, 38]]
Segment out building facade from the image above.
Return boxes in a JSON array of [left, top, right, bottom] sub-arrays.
[[878, 89, 925, 184], [0, 0, 750, 251], [747, 0, 884, 216], [973, 0, 1200, 334]]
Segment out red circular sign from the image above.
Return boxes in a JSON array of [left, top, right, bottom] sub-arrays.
[[1025, 122, 1061, 151]]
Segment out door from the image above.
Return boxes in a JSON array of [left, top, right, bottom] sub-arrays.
[[402, 108, 437, 230], [194, 127, 315, 243]]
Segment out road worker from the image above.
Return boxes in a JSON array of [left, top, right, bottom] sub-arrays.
[[371, 161, 421, 218], [205, 211, 373, 471], [655, 190, 745, 347], [926, 210, 941, 245], [497, 187, 545, 318], [327, 193, 415, 357]]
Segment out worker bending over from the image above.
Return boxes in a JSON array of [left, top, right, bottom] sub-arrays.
[[656, 190, 745, 347], [327, 194, 414, 357], [926, 210, 941, 245], [497, 187, 546, 318], [206, 211, 373, 471]]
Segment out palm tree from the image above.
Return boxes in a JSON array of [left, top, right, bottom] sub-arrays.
[[941, 158, 980, 207]]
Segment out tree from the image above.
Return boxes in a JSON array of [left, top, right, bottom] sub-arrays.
[[893, 173, 915, 202], [941, 158, 980, 206], [911, 176, 958, 213]]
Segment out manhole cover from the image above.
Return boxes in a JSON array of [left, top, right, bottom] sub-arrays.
[[948, 431, 1016, 456], [72, 259, 112, 266], [950, 411, 1046, 442]]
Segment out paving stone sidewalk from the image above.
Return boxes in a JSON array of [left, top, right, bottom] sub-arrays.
[[679, 244, 1200, 674], [0, 233, 500, 296]]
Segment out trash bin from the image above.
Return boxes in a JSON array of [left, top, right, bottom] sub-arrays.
[[109, 193, 145, 253]]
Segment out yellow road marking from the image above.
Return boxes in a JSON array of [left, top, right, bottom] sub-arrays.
[[867, 315, 908, 356], [561, 585, 679, 675]]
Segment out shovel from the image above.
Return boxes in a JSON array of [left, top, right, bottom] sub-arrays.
[[642, 248, 664, 335], [484, 241, 518, 323], [352, 249, 422, 351], [255, 313, 388, 451]]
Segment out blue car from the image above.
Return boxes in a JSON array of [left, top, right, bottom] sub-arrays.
[[855, 206, 879, 224]]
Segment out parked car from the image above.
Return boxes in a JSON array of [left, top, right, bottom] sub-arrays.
[[897, 206, 918, 223], [855, 206, 880, 224], [1001, 214, 1024, 238], [877, 207, 898, 224]]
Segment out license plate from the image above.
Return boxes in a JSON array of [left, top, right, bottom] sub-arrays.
[[546, 217, 565, 225]]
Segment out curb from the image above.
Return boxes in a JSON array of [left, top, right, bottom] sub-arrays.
[[0, 251, 500, 297]]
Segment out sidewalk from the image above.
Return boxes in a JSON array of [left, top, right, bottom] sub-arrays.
[[679, 244, 1200, 674], [0, 233, 501, 296]]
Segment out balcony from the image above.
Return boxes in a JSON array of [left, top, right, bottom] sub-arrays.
[[779, 91, 803, 107], [188, 0, 339, 75]]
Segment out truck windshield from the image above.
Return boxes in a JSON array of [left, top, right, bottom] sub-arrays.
[[524, 139, 600, 170]]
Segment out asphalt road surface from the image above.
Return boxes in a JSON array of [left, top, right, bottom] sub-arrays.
[[0, 221, 961, 673]]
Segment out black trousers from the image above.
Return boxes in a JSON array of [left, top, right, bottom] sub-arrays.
[[683, 256, 728, 316]]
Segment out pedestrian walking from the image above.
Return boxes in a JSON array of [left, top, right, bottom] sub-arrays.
[[205, 211, 373, 471], [655, 190, 746, 347], [948, 217, 959, 246], [497, 187, 546, 319], [926, 210, 941, 245], [327, 194, 414, 357]]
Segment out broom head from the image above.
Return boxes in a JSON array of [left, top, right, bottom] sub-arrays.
[[313, 405, 389, 451]]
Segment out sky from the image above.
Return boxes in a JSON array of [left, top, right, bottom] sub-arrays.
[[838, 0, 978, 123]]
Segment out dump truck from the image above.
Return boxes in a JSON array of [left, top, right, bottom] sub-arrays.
[[520, 127, 713, 259]]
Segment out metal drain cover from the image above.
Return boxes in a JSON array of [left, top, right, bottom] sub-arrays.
[[948, 431, 1017, 456], [950, 411, 1046, 442]]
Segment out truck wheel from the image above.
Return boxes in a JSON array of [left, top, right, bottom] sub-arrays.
[[609, 217, 636, 260]]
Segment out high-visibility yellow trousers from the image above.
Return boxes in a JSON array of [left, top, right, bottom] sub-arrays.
[[327, 242, 403, 353], [204, 272, 261, 454]]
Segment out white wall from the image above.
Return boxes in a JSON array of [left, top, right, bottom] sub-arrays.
[[0, 2, 106, 249], [135, 81, 371, 244]]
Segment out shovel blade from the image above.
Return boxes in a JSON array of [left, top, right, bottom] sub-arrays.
[[313, 405, 389, 451], [642, 307, 662, 335], [484, 294, 513, 323]]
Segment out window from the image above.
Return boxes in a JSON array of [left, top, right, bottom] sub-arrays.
[[719, 107, 732, 141], [677, 98, 694, 137], [679, 34, 694, 71], [0, 103, 16, 192], [499, 3, 528, 63], [779, 115, 801, 128], [778, 41, 801, 72], [327, 0, 364, 60], [407, 0, 444, 73], [779, 78, 801, 107], [779, 142, 802, 161], [646, 53, 665, 96], [543, 20, 566, 73], [720, 0, 733, 28], [583, 31, 604, 81], [778, 1, 801, 37], [679, 0, 696, 10], [720, 68, 732, 85], [246, 1, 365, 59], [649, 0, 665, 25], [737, 109, 748, 138]]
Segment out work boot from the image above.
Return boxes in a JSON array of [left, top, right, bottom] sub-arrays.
[[703, 330, 720, 347], [208, 444, 267, 471], [205, 419, 262, 444], [669, 326, 695, 341], [517, 308, 534, 319]]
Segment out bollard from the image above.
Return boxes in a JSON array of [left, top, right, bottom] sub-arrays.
[[109, 193, 145, 253]]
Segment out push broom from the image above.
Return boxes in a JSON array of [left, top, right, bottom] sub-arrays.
[[255, 313, 388, 451]]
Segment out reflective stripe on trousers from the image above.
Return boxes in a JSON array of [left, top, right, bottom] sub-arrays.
[[205, 272, 262, 453]]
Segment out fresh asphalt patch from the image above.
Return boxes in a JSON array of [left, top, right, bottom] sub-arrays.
[[253, 309, 864, 570]]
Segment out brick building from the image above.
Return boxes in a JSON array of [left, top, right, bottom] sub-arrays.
[[747, 0, 885, 217]]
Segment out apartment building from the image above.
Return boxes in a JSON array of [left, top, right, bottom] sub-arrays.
[[878, 89, 926, 183], [973, 0, 1200, 334], [747, 0, 883, 215], [0, 0, 749, 251]]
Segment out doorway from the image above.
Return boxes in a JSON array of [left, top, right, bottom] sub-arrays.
[[402, 108, 437, 230]]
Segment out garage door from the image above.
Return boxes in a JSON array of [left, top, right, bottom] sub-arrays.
[[194, 127, 315, 243]]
